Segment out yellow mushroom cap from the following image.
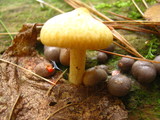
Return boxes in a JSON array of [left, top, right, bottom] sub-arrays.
[[40, 7, 113, 50]]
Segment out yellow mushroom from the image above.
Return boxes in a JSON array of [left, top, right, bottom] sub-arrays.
[[40, 7, 113, 85]]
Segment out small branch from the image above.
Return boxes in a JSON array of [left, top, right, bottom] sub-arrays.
[[46, 69, 67, 96], [97, 50, 160, 64], [8, 93, 21, 120], [36, 0, 65, 14], [0, 20, 14, 40], [0, 58, 55, 85], [131, 0, 144, 16]]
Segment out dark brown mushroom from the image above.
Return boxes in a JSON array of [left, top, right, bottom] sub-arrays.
[[44, 46, 60, 62], [103, 43, 115, 52], [153, 55, 160, 75], [95, 64, 109, 74], [97, 52, 108, 63], [59, 48, 70, 66], [118, 56, 135, 72], [131, 60, 157, 83], [107, 74, 131, 97], [83, 67, 108, 86], [35, 62, 55, 77]]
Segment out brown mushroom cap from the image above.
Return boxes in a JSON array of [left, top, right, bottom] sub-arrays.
[[107, 74, 131, 97], [44, 46, 60, 62], [35, 62, 54, 77], [118, 56, 135, 72], [59, 48, 70, 66], [83, 67, 108, 86], [97, 52, 108, 63], [131, 61, 157, 83]]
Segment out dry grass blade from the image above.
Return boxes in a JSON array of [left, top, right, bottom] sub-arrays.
[[46, 69, 67, 96], [64, 0, 144, 58], [97, 50, 160, 64], [0, 58, 55, 85], [8, 93, 21, 120], [0, 32, 18, 35]]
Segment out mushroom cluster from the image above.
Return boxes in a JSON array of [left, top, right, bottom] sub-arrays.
[[44, 46, 70, 66], [40, 7, 113, 85]]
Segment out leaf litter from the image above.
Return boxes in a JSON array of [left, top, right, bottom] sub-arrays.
[[0, 24, 128, 120]]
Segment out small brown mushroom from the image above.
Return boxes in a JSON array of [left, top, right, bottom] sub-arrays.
[[107, 74, 131, 97], [103, 43, 115, 52], [83, 67, 108, 86], [118, 56, 135, 72], [59, 48, 70, 66], [44, 46, 60, 62], [153, 55, 160, 75], [131, 61, 157, 83], [95, 64, 109, 74], [35, 62, 55, 77], [97, 52, 108, 63]]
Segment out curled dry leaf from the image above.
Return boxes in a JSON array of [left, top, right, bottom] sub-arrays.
[[5, 23, 38, 56]]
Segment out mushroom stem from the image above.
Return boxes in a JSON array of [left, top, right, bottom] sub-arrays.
[[69, 49, 86, 85]]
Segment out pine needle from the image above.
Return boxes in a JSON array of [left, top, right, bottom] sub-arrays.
[[97, 50, 160, 64]]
